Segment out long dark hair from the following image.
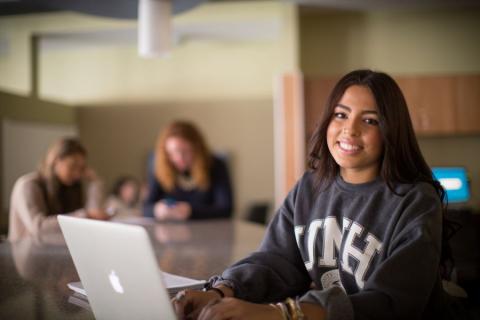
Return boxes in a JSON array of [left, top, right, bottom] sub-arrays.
[[308, 69, 454, 277]]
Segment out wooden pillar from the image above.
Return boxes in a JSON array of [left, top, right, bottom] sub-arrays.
[[273, 72, 305, 209]]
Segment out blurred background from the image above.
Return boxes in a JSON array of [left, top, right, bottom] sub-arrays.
[[1, 0, 479, 235]]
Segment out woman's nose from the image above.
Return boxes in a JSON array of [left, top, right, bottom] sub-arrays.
[[343, 120, 360, 136]]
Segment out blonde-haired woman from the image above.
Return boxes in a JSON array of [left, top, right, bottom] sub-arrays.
[[144, 121, 233, 220], [8, 138, 109, 241]]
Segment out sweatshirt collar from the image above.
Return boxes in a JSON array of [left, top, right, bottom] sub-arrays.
[[334, 174, 383, 193]]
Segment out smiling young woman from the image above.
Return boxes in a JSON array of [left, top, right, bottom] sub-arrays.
[[172, 70, 458, 320]]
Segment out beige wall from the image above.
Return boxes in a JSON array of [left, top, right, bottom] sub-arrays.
[[0, 1, 298, 104], [0, 92, 75, 124], [300, 8, 480, 76], [77, 101, 274, 219], [300, 8, 480, 209], [0, 12, 131, 96]]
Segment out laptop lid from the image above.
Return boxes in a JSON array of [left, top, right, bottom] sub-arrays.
[[58, 215, 177, 320]]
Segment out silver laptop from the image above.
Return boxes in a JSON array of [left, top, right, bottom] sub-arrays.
[[58, 215, 203, 320]]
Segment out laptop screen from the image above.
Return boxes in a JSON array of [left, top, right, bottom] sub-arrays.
[[432, 167, 470, 203]]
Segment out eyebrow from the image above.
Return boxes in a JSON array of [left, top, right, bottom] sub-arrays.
[[336, 103, 378, 115]]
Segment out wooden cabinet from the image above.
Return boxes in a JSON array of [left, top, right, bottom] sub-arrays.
[[304, 74, 480, 138], [396, 75, 480, 136], [396, 76, 457, 135], [456, 75, 480, 134]]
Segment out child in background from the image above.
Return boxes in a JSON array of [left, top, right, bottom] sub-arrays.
[[105, 176, 143, 218]]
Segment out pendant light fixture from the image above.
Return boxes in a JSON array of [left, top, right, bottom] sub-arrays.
[[138, 0, 172, 58]]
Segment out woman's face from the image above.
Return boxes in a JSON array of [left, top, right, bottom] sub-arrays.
[[327, 85, 384, 184], [53, 153, 86, 186], [165, 137, 194, 172]]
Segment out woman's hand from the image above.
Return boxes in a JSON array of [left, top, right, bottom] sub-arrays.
[[172, 289, 220, 320], [154, 202, 170, 220], [154, 201, 192, 221], [173, 201, 192, 220], [197, 298, 282, 320], [83, 167, 98, 181], [86, 209, 110, 220]]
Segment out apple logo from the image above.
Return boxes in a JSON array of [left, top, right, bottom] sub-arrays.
[[108, 270, 124, 294]]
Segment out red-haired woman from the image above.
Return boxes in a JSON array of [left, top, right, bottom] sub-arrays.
[[144, 121, 233, 221]]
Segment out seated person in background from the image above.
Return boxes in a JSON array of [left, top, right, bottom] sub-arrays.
[[144, 120, 233, 221], [8, 137, 109, 241], [105, 175, 142, 218]]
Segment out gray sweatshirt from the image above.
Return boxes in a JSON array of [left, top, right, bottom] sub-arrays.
[[217, 172, 448, 320]]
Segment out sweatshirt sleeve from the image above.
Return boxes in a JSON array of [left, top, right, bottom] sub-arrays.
[[218, 182, 311, 302], [143, 169, 165, 218], [189, 157, 233, 220], [299, 188, 444, 320]]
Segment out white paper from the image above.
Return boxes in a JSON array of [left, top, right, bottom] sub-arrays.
[[163, 272, 206, 291]]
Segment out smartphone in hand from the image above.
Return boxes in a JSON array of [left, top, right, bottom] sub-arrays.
[[163, 198, 177, 207]]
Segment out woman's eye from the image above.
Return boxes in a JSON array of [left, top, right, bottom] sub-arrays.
[[364, 118, 379, 126], [333, 112, 346, 119]]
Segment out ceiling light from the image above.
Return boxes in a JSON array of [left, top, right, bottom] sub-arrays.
[[138, 0, 172, 58]]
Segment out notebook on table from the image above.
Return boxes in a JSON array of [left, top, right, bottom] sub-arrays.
[[58, 215, 206, 320]]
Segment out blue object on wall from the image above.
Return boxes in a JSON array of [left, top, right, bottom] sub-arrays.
[[432, 167, 470, 203]]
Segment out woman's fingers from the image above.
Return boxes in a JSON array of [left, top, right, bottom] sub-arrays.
[[198, 298, 247, 320], [172, 289, 221, 320], [172, 290, 192, 318], [197, 298, 281, 320], [197, 298, 225, 320]]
